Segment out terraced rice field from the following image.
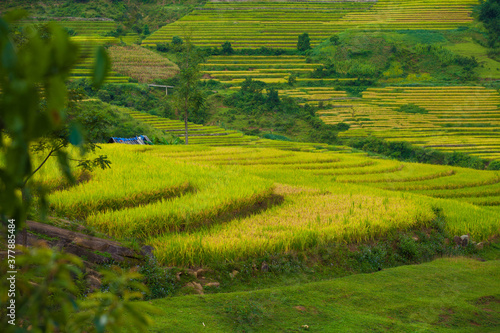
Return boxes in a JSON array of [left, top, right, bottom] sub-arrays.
[[122, 109, 342, 152], [201, 55, 322, 84], [39, 145, 499, 266], [278, 87, 357, 104], [318, 86, 500, 160], [17, 19, 117, 36], [122, 109, 260, 145], [107, 45, 179, 83], [143, 0, 477, 49], [70, 36, 130, 83], [201, 55, 363, 85]]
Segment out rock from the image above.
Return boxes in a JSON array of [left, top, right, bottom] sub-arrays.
[[261, 261, 269, 272], [229, 270, 239, 279], [176, 272, 182, 281], [86, 275, 102, 292], [476, 242, 484, 250], [141, 245, 155, 258], [188, 269, 198, 278], [26, 221, 142, 265], [192, 282, 203, 291], [185, 282, 204, 294], [301, 324, 309, 330], [85, 268, 102, 292], [460, 234, 470, 247], [196, 268, 206, 278], [204, 282, 220, 288], [453, 236, 462, 246]]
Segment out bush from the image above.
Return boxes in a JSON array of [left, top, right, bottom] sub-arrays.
[[487, 160, 500, 170], [297, 33, 311, 52], [395, 103, 428, 114], [139, 257, 179, 300], [172, 36, 183, 45], [263, 133, 291, 141], [347, 136, 487, 169], [221, 41, 234, 55]]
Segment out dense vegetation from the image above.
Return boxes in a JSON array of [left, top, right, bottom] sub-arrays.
[[0, 0, 206, 32], [2, 1, 500, 332]]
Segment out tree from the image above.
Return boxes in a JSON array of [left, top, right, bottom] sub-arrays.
[[297, 32, 311, 52], [330, 34, 340, 45], [479, 0, 500, 48], [172, 35, 183, 45], [173, 37, 205, 145], [0, 13, 152, 332], [221, 41, 234, 55], [0, 16, 111, 244], [266, 88, 280, 109]]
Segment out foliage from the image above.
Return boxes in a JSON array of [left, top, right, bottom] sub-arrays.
[[223, 78, 346, 144], [0, 12, 110, 228], [487, 160, 500, 170], [172, 35, 183, 45], [0, 14, 152, 332], [262, 133, 291, 142], [172, 37, 206, 144], [297, 32, 311, 52], [479, 0, 500, 48], [70, 80, 176, 119], [138, 256, 179, 300], [83, 265, 153, 332], [73, 100, 170, 142], [0, 0, 206, 33], [221, 41, 234, 55], [311, 32, 479, 83], [395, 103, 429, 114], [0, 246, 152, 332]]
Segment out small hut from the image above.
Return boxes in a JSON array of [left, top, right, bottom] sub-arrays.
[[107, 135, 152, 145]]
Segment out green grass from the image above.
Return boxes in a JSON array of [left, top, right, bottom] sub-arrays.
[[142, 257, 500, 332], [445, 40, 500, 80]]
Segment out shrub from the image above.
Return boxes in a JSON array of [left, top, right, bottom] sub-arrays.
[[297, 33, 311, 52], [262, 133, 291, 141], [395, 103, 428, 114], [172, 36, 183, 45], [487, 160, 500, 170], [221, 41, 234, 55]]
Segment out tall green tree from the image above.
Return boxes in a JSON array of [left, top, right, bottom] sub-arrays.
[[173, 37, 205, 145], [221, 41, 234, 55], [479, 0, 500, 48], [297, 32, 311, 52]]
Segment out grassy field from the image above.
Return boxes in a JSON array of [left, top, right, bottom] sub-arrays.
[[143, 257, 499, 332], [445, 40, 500, 80]]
